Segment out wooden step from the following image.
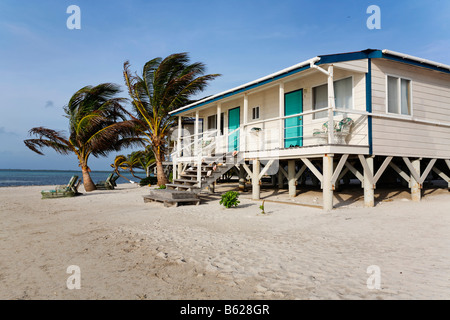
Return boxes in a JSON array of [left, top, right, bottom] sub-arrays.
[[148, 189, 198, 200], [179, 174, 206, 179], [173, 179, 200, 184], [166, 183, 200, 190], [202, 158, 225, 163], [183, 171, 209, 176], [143, 195, 200, 207], [186, 165, 215, 170]]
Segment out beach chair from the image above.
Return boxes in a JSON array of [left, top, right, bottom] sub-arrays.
[[335, 117, 354, 144], [41, 175, 82, 199], [95, 173, 119, 190], [313, 121, 330, 143], [313, 118, 353, 144]]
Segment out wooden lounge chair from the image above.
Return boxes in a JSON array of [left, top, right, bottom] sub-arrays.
[[41, 175, 82, 199], [95, 173, 119, 190]]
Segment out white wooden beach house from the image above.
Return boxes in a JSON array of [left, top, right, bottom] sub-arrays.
[[168, 49, 450, 210]]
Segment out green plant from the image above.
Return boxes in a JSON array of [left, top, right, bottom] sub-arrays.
[[220, 191, 240, 208], [259, 200, 265, 214], [139, 176, 158, 186], [158, 184, 166, 189]]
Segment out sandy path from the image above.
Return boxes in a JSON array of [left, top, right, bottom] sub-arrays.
[[0, 183, 449, 299]]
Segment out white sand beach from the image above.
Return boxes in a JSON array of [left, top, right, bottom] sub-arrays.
[[0, 183, 449, 300]]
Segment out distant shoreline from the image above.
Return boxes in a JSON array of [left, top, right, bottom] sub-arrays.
[[0, 169, 146, 187]]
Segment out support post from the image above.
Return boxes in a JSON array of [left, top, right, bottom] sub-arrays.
[[363, 156, 375, 207], [194, 110, 199, 156], [243, 95, 248, 152], [322, 154, 334, 211], [327, 65, 335, 144], [252, 159, 261, 200], [217, 104, 222, 152], [197, 154, 202, 185], [277, 168, 284, 189], [239, 164, 247, 192], [288, 160, 296, 197], [177, 116, 182, 179], [411, 158, 421, 202], [173, 159, 177, 181], [177, 116, 182, 156], [279, 83, 285, 148], [243, 94, 248, 125]]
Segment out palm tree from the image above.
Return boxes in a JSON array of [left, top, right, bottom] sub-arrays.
[[111, 151, 150, 180], [24, 83, 143, 191], [127, 150, 155, 179], [123, 53, 220, 185], [111, 154, 134, 183]]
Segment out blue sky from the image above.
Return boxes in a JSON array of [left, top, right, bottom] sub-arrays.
[[0, 0, 449, 170]]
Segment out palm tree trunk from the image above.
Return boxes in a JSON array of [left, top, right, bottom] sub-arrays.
[[155, 157, 169, 186], [156, 160, 169, 186], [115, 170, 132, 183], [130, 169, 144, 180], [81, 165, 97, 191]]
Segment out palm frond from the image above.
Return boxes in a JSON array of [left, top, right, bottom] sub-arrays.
[[24, 127, 72, 155]]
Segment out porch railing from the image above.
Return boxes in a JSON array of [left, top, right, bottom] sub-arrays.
[[171, 108, 370, 178]]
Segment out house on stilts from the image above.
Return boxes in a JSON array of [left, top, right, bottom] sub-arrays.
[[167, 49, 450, 210]]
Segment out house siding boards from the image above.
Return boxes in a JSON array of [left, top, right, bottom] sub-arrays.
[[371, 58, 450, 158], [333, 59, 368, 74]]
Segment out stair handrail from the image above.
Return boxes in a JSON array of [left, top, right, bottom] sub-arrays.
[[200, 126, 241, 157], [171, 129, 218, 160]]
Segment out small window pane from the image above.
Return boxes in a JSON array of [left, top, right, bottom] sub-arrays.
[[401, 79, 411, 115], [252, 107, 260, 120], [313, 83, 328, 119], [387, 76, 399, 114], [207, 115, 217, 130], [334, 77, 353, 109]]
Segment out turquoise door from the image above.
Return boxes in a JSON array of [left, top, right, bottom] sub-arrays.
[[228, 107, 240, 152], [284, 89, 303, 148]]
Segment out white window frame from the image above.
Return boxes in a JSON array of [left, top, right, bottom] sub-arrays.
[[252, 106, 260, 120], [385, 74, 413, 118], [312, 76, 354, 121]]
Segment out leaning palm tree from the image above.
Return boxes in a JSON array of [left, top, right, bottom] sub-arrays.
[[126, 151, 153, 179], [111, 154, 134, 183], [24, 83, 143, 191], [111, 151, 148, 180], [123, 53, 220, 185]]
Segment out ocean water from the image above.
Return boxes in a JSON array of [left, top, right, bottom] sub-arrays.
[[0, 169, 146, 187]]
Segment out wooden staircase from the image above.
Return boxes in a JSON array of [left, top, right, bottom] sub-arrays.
[[166, 153, 237, 194], [144, 126, 241, 207], [143, 153, 238, 207]]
